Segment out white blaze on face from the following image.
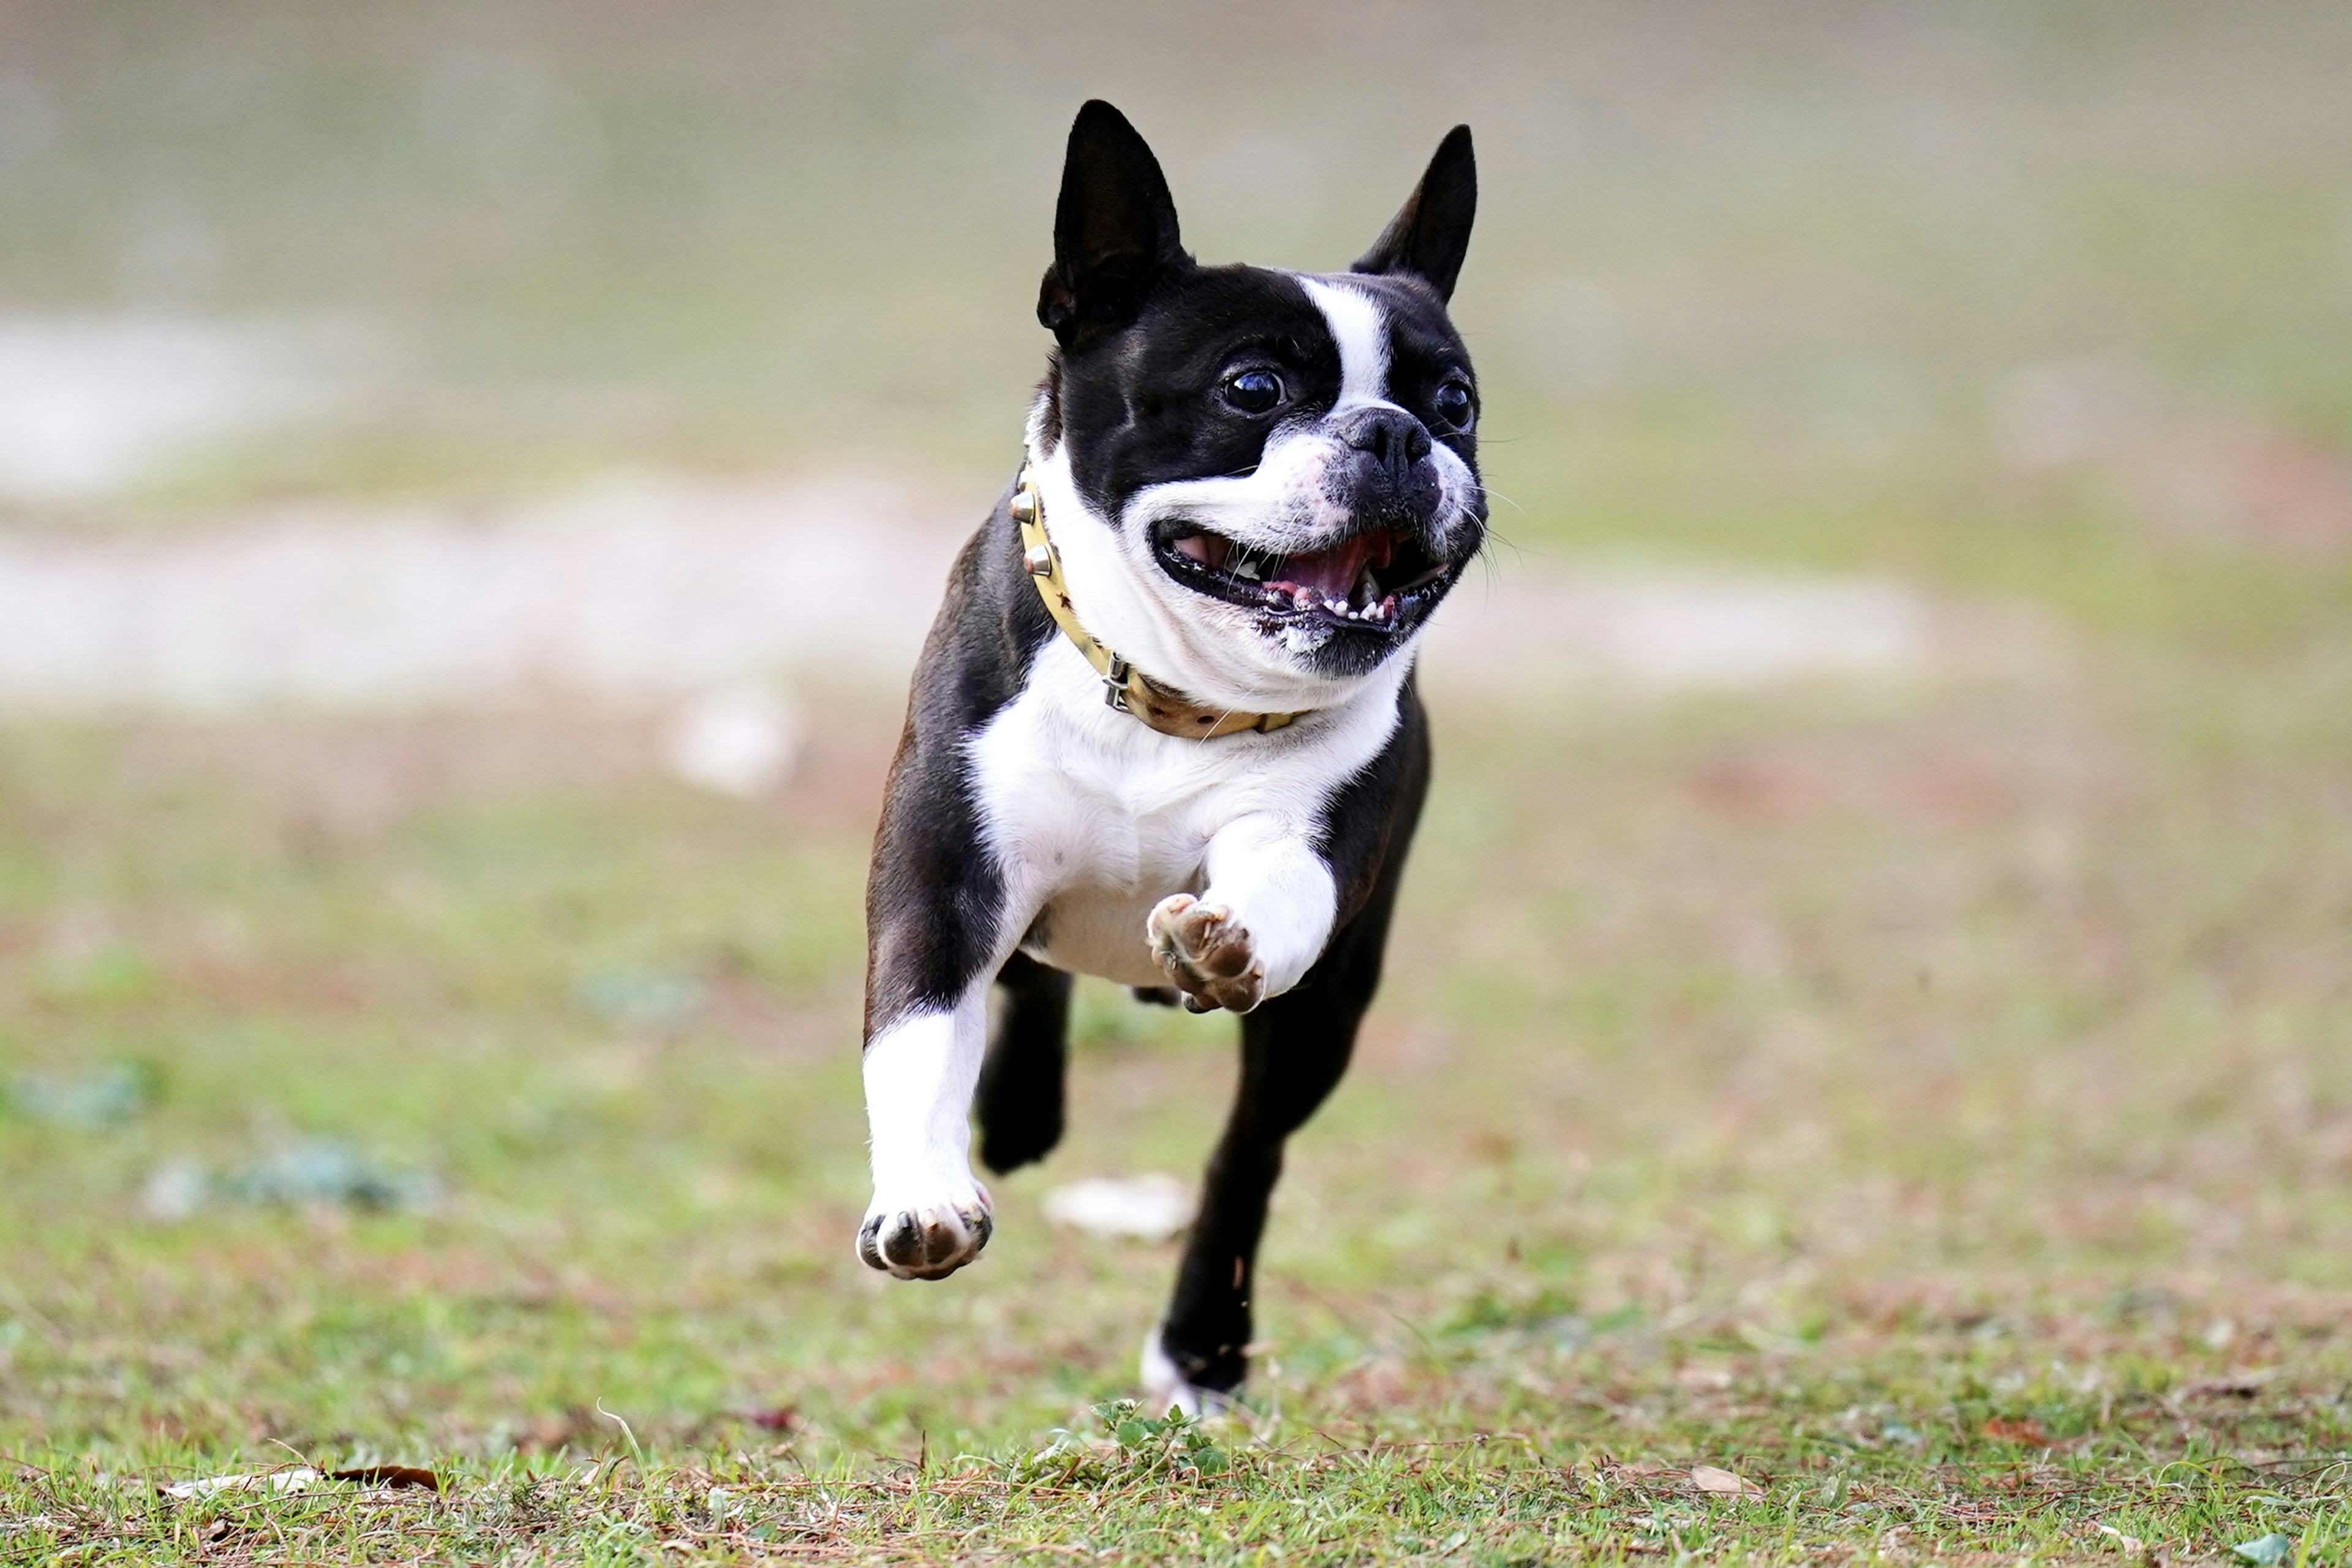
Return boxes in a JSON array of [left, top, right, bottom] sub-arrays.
[[1021, 270, 1464, 709], [1303, 273, 1483, 566], [1297, 276, 1392, 410]]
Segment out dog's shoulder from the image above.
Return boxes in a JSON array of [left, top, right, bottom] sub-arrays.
[[900, 480, 1057, 755], [864, 483, 1054, 1028]]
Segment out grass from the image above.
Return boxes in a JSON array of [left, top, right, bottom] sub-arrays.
[[6, 4, 2352, 1559], [4, 616, 2351, 1561]]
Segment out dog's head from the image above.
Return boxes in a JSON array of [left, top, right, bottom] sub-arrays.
[[1026, 101, 1484, 712]]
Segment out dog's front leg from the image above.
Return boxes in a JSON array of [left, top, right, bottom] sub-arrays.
[[1147, 814, 1336, 1014], [859, 984, 999, 1280], [856, 718, 1028, 1281]]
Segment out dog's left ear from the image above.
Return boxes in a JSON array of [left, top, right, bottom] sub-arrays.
[[1351, 125, 1476, 303], [1038, 100, 1191, 349]]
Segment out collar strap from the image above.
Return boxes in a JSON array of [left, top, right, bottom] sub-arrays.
[[1012, 464, 1302, 739]]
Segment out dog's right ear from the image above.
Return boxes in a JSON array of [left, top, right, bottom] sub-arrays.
[[1038, 100, 1189, 349]]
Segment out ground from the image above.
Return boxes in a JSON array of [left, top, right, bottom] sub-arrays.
[[6, 4, 2352, 1561], [4, 538, 2351, 1561]]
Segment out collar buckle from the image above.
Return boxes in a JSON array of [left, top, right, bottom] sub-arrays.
[[1101, 655, 1133, 712]]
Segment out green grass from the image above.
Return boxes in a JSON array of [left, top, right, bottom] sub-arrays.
[[4, 626, 2351, 1561], [7, 4, 2352, 1559]]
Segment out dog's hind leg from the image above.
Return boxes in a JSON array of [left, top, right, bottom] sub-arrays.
[[976, 951, 1073, 1174], [1143, 849, 1407, 1414]]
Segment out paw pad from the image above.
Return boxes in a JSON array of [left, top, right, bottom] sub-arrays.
[[1147, 895, 1265, 1014], [857, 1193, 993, 1280]]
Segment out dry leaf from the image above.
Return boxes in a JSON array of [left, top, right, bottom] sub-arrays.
[[327, 1465, 440, 1491], [1981, 1415, 2050, 1444], [2100, 1523, 2147, 1556], [2183, 1370, 2274, 1398], [1691, 1464, 1763, 1498]]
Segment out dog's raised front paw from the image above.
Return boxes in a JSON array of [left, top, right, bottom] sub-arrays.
[[1146, 895, 1265, 1014], [857, 1182, 993, 1280]]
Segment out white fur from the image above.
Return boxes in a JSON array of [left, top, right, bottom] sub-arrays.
[[1140, 1325, 1213, 1419], [862, 1008, 987, 1197], [861, 1002, 995, 1243], [1298, 276, 1390, 409], [1031, 273, 1481, 715], [1297, 274, 1484, 561], [968, 633, 1393, 991], [867, 271, 1473, 1267], [864, 609, 1406, 1230]]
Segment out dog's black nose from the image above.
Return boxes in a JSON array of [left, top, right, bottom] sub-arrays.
[[1335, 406, 1432, 484]]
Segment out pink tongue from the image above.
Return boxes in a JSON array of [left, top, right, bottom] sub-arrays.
[[1283, 535, 1373, 600]]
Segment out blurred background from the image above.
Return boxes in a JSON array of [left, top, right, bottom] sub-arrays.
[[2, 1, 2349, 1458]]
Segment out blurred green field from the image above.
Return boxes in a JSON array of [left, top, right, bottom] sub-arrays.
[[6, 3, 2352, 1562]]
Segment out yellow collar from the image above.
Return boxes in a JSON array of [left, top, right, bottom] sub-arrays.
[[1012, 464, 1303, 739]]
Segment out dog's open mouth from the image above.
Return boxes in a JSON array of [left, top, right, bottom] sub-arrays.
[[1153, 524, 1453, 632]]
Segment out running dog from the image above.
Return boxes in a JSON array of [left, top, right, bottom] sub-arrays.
[[858, 100, 1484, 1414]]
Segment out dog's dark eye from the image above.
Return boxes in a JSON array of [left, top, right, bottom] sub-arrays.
[[1433, 379, 1476, 431], [1222, 369, 1284, 415]]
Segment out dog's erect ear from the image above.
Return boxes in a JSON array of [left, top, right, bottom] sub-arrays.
[[1038, 100, 1189, 348], [1351, 125, 1476, 302]]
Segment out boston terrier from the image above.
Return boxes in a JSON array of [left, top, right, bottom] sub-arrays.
[[858, 100, 1483, 1414]]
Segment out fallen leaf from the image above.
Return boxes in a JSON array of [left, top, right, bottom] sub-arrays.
[[2234, 1532, 2294, 1566], [2098, 1523, 2146, 1556], [1690, 1464, 1763, 1498], [2184, 1370, 2275, 1398], [745, 1405, 796, 1433], [327, 1465, 440, 1491], [1981, 1415, 2051, 1444]]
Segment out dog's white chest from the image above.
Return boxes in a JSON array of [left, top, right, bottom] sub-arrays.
[[965, 640, 1405, 988]]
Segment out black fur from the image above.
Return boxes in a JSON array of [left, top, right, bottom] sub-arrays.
[[1352, 124, 1479, 302], [1031, 102, 1484, 686], [975, 951, 1074, 1174], [862, 100, 1478, 1398], [861, 479, 1050, 1040], [1048, 265, 1482, 570], [1039, 100, 1191, 350], [1158, 684, 1430, 1393]]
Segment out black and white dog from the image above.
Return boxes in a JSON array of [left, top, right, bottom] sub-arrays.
[[858, 100, 1484, 1414]]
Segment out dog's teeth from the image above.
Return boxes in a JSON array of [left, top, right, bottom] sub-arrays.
[[1294, 586, 1316, 611], [1233, 559, 1261, 581]]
